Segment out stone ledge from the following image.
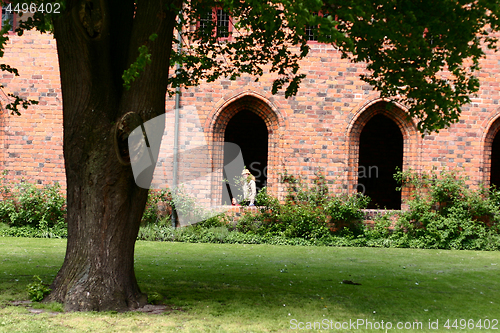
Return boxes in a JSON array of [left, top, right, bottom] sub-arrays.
[[220, 206, 403, 226]]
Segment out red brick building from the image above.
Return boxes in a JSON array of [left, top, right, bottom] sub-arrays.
[[1, 29, 500, 209]]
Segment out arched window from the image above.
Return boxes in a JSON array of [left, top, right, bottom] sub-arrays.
[[357, 114, 403, 209], [491, 128, 500, 187], [222, 110, 268, 204]]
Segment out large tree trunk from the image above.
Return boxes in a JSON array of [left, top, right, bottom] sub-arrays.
[[46, 0, 178, 311]]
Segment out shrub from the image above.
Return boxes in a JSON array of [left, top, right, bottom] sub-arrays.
[[235, 171, 369, 239], [0, 225, 68, 238], [280, 170, 329, 207], [142, 189, 173, 226], [255, 186, 280, 211], [194, 214, 228, 229], [275, 204, 329, 239], [26, 275, 51, 302], [0, 181, 66, 229], [364, 213, 393, 239], [393, 169, 500, 250], [325, 194, 370, 235], [235, 211, 263, 234]]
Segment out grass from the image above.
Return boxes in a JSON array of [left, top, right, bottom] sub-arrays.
[[0, 237, 499, 332]]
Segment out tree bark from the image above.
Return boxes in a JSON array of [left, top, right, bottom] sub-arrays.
[[46, 0, 178, 311]]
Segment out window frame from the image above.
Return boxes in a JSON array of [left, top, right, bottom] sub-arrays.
[[305, 12, 335, 44], [197, 7, 233, 41], [305, 12, 319, 43], [0, 1, 18, 35], [1, 2, 17, 34]]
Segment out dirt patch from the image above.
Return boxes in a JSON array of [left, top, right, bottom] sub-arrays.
[[8, 300, 33, 306], [132, 304, 184, 315], [7, 300, 184, 315]]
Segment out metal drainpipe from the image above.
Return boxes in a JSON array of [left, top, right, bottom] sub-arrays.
[[172, 21, 182, 229]]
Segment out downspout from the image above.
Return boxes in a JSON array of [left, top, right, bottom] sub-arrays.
[[172, 20, 182, 229]]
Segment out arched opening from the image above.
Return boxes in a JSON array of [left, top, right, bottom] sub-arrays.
[[223, 109, 268, 204], [491, 130, 500, 187], [357, 114, 403, 209]]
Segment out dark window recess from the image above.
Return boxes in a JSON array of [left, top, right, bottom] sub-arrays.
[[216, 9, 230, 38], [223, 110, 268, 205], [2, 7, 14, 31], [305, 25, 318, 41], [357, 114, 403, 209], [305, 13, 318, 41], [491, 131, 500, 187], [199, 11, 213, 36]]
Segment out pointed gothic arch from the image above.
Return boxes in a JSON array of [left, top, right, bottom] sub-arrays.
[[206, 93, 283, 205], [482, 113, 500, 187], [347, 100, 419, 209]]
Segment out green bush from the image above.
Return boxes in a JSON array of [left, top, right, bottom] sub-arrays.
[[26, 275, 51, 302], [142, 189, 172, 226], [234, 211, 262, 234], [193, 214, 228, 229], [274, 204, 329, 239], [281, 170, 329, 207], [233, 171, 369, 239], [489, 186, 500, 206], [364, 213, 393, 239], [392, 169, 500, 250], [255, 186, 280, 211], [2, 170, 498, 252], [0, 180, 174, 236], [325, 193, 370, 235], [0, 225, 68, 238], [0, 181, 66, 229]]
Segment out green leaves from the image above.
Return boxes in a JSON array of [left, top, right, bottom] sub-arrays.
[[26, 275, 51, 302], [0, 0, 498, 133], [0, 179, 66, 229], [122, 45, 153, 90], [394, 168, 500, 249], [171, 0, 500, 133], [2, 92, 39, 116], [332, 0, 500, 132], [168, 0, 323, 98]]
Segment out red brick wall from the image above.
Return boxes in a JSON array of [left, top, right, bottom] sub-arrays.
[[0, 31, 64, 188], [165, 41, 500, 203], [1, 32, 499, 207]]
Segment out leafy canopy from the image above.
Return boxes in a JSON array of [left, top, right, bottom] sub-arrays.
[[1, 0, 499, 133]]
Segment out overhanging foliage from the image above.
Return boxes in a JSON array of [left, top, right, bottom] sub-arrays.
[[0, 0, 499, 132]]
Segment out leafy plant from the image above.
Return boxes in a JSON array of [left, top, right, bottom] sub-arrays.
[[147, 291, 163, 305], [26, 275, 51, 302], [234, 212, 262, 234], [142, 189, 171, 226], [0, 180, 66, 229], [255, 186, 280, 211], [325, 194, 370, 235], [169, 185, 213, 225], [195, 214, 228, 229], [276, 204, 329, 239], [280, 170, 329, 206], [393, 168, 500, 249], [236, 171, 369, 238], [364, 213, 393, 239]]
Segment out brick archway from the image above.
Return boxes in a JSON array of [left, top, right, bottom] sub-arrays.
[[347, 100, 419, 208], [206, 94, 283, 205], [482, 113, 500, 186]]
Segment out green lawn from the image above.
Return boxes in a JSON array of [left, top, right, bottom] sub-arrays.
[[0, 237, 499, 332]]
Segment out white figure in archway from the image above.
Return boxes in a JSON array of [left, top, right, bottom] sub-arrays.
[[242, 168, 256, 206]]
